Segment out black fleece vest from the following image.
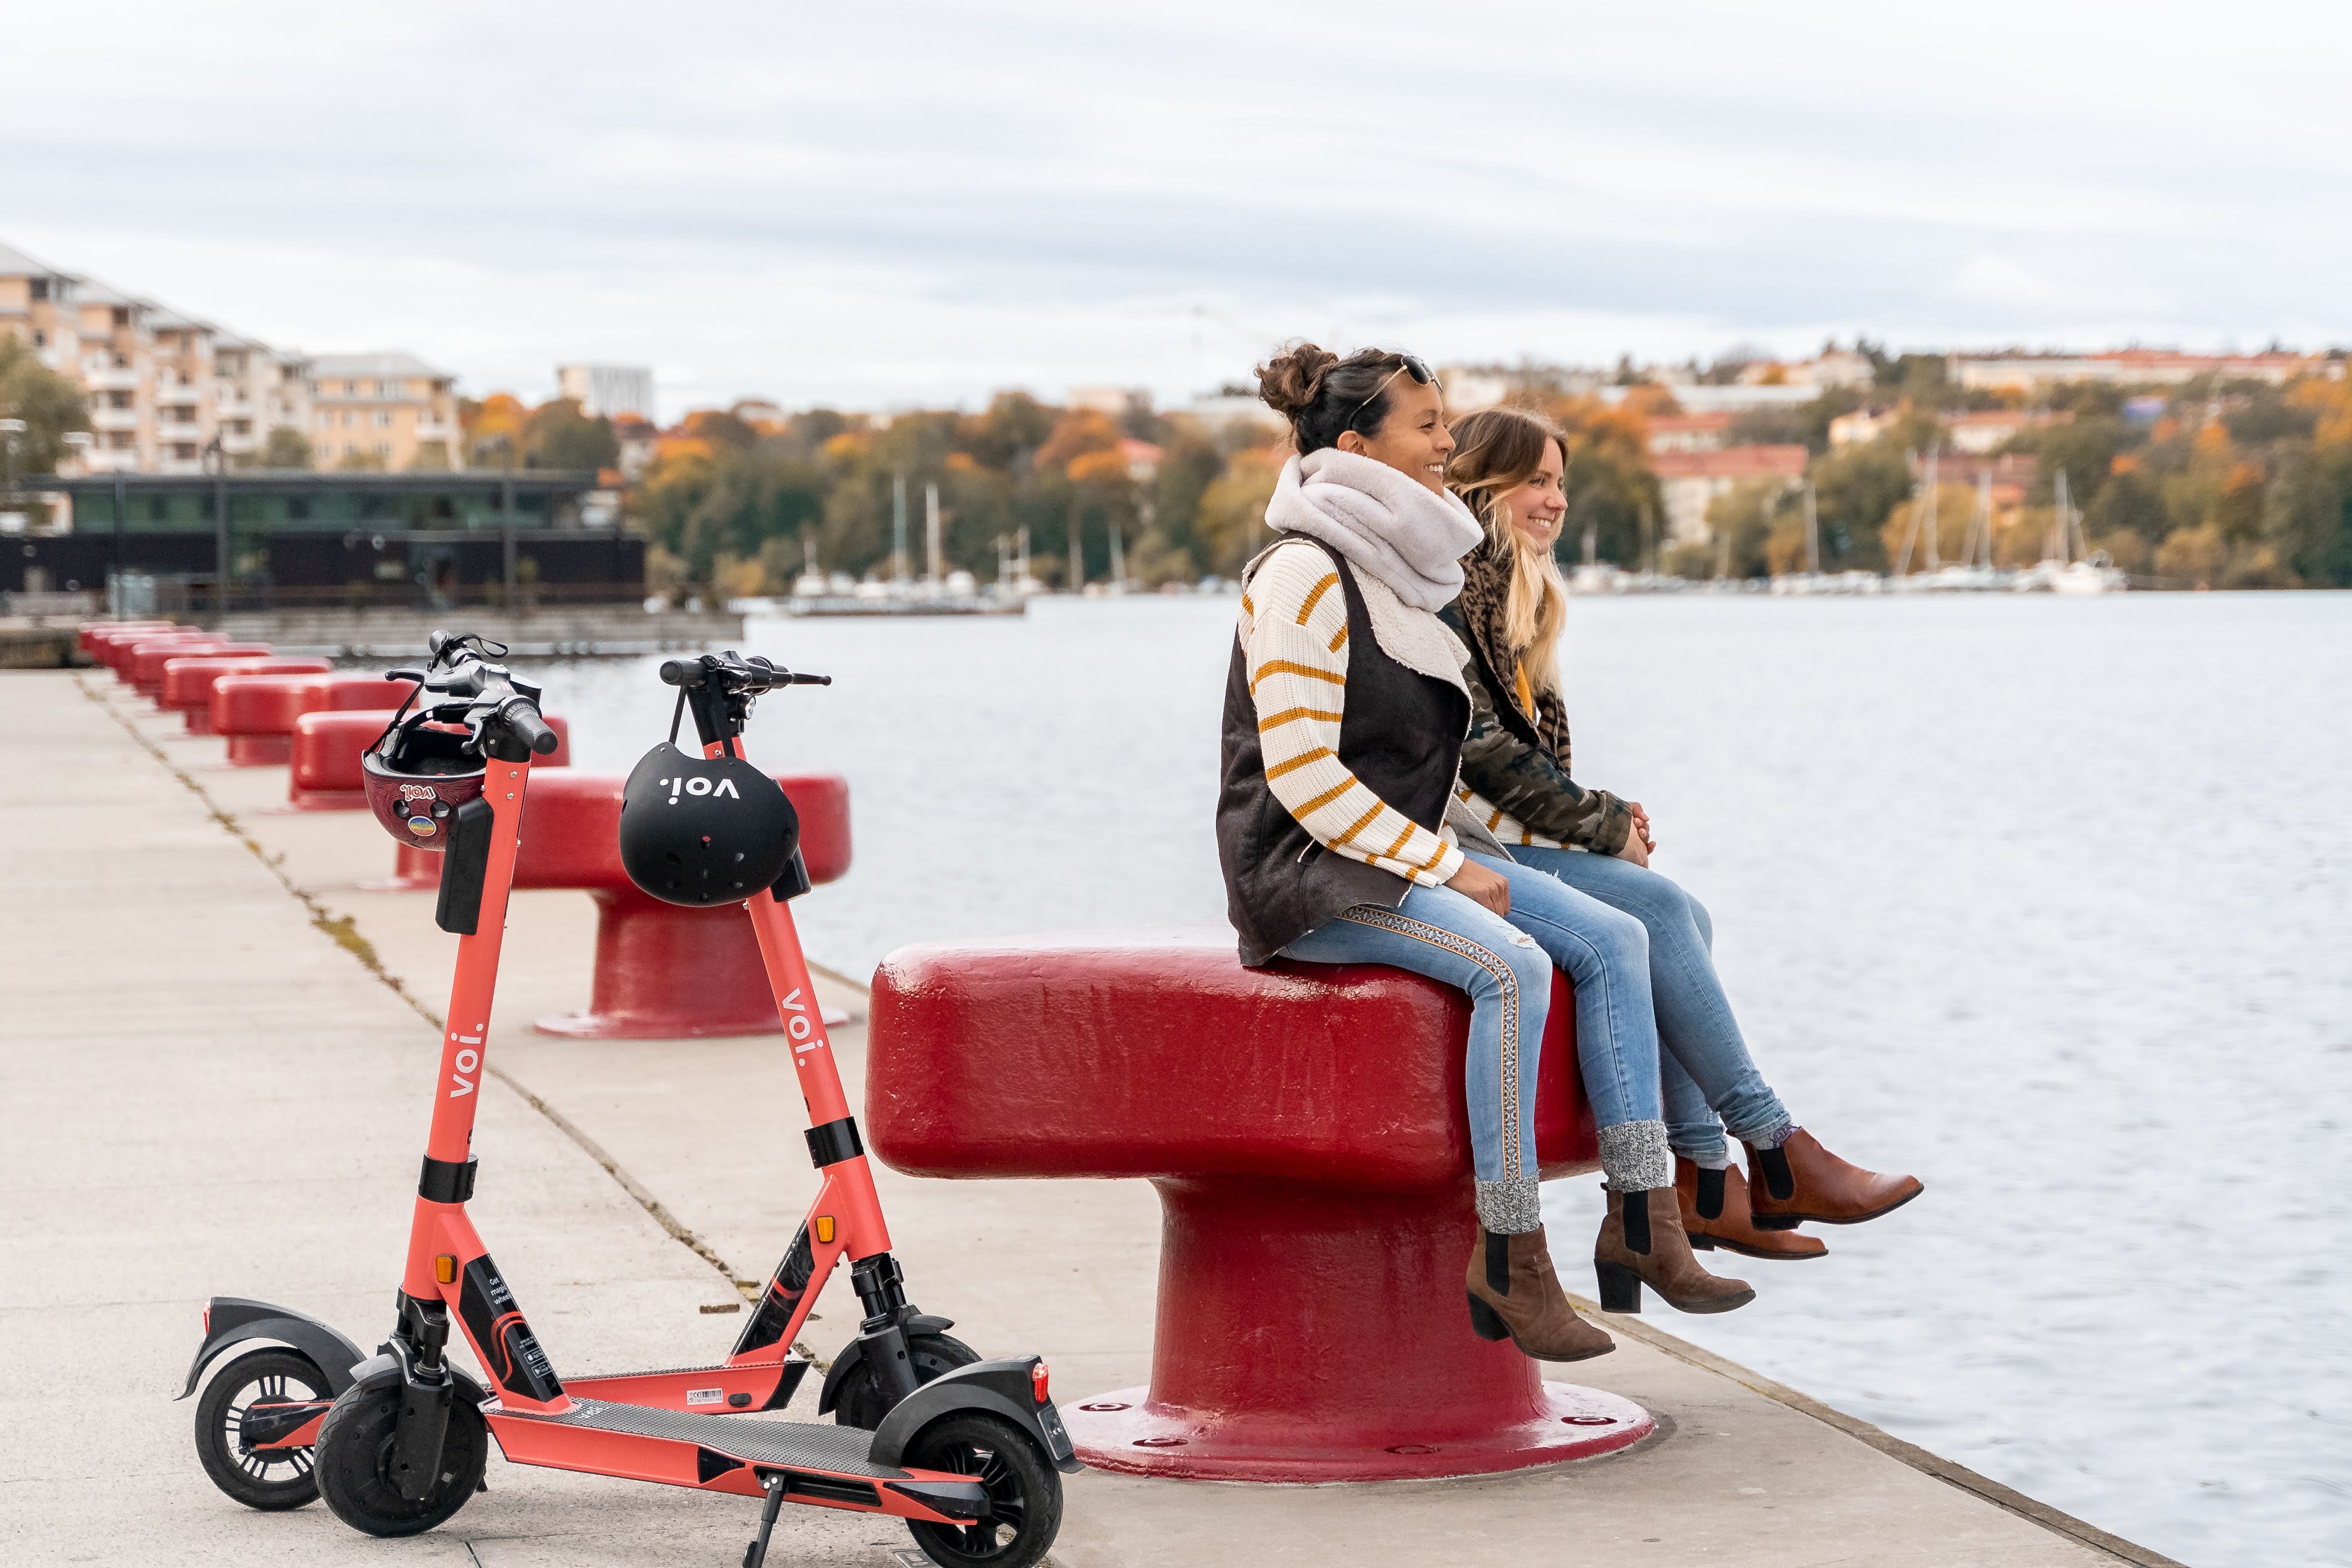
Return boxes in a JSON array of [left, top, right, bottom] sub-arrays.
[[1217, 537, 1471, 967]]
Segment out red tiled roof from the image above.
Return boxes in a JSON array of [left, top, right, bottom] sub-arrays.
[[1649, 445, 1808, 480], [1645, 412, 1734, 433]]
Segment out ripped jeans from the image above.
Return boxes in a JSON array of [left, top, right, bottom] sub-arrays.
[[1278, 853, 1664, 1230], [1509, 847, 1791, 1164]]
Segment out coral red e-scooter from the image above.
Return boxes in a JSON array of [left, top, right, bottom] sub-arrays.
[[180, 633, 1077, 1567]]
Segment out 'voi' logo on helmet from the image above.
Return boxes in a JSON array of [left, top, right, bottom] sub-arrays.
[[660, 775, 741, 805]]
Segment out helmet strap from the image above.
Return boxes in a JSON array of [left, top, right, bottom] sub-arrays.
[[370, 676, 425, 761]]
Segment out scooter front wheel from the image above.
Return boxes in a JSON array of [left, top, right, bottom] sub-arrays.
[[313, 1380, 488, 1537], [193, 1348, 326, 1510], [903, 1412, 1063, 1568]]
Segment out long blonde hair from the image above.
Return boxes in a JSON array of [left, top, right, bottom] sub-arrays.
[[1445, 407, 1569, 697]]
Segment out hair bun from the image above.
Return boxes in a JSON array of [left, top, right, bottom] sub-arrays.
[[1256, 344, 1340, 418]]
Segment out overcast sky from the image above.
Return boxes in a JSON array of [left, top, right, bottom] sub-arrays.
[[7, 2, 2349, 418]]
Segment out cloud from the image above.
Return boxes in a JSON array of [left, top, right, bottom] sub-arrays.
[[7, 1, 2352, 412]]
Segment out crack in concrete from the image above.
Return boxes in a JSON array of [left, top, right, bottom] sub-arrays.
[[79, 676, 823, 1365]]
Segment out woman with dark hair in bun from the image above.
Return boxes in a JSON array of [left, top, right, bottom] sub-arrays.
[[1215, 344, 1753, 1366]]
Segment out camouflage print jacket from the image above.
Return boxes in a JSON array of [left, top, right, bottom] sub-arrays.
[[1438, 546, 1636, 856]]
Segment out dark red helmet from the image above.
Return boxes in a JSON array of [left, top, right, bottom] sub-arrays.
[[361, 717, 485, 851]]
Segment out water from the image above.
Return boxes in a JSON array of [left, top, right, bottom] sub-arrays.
[[550, 592, 2352, 1567]]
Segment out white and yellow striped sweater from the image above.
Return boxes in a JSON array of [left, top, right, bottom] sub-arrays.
[[1238, 542, 1466, 888]]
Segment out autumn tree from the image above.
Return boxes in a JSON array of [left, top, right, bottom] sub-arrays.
[[251, 425, 313, 470], [523, 397, 620, 471], [1542, 396, 1663, 566], [0, 334, 90, 477]]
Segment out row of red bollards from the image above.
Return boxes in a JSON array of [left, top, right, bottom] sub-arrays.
[[79, 621, 853, 1040]]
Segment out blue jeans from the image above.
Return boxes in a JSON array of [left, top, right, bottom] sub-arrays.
[[1511, 846, 1790, 1162], [1278, 853, 1665, 1200]]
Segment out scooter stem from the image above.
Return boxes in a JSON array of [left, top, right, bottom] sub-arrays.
[[401, 757, 533, 1301]]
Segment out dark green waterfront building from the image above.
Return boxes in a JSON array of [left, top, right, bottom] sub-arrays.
[[7, 469, 642, 612]]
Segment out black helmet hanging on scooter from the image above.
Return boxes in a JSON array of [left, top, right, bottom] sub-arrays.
[[618, 742, 800, 906]]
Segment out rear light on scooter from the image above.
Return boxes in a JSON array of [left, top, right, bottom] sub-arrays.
[[202, 1303, 211, 1336], [1032, 1362, 1050, 1405]]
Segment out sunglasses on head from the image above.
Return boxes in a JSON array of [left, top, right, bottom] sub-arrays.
[[1345, 355, 1438, 431]]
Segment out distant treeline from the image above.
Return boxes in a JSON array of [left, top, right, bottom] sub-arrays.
[[619, 359, 2352, 596], [1685, 358, 2352, 588]]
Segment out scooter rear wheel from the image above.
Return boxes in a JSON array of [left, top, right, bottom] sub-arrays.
[[193, 1348, 325, 1510], [313, 1380, 488, 1537], [903, 1412, 1063, 1568]]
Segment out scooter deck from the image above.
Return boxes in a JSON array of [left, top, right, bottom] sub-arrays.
[[485, 1396, 993, 1523], [495, 1397, 905, 1478]]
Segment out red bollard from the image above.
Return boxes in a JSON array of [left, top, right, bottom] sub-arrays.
[[213, 673, 323, 766], [509, 771, 850, 1038], [161, 657, 331, 734], [124, 635, 230, 692], [285, 709, 570, 811], [868, 936, 1646, 1483], [81, 620, 174, 656], [212, 672, 419, 767], [133, 640, 271, 700], [90, 623, 182, 671]]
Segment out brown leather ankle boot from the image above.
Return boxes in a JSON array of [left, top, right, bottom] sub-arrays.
[[1744, 1129, 1923, 1229], [1677, 1157, 1827, 1261], [1465, 1226, 1614, 1362], [1594, 1187, 1755, 1315]]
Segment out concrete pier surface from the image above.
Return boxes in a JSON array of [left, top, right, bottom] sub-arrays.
[[1, 667, 2177, 1567]]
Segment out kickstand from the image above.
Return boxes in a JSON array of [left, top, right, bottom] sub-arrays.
[[743, 1472, 785, 1568]]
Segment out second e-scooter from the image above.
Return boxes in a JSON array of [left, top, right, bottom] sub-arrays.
[[182, 633, 1077, 1568]]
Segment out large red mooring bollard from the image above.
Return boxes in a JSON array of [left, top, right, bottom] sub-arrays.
[[212, 672, 418, 767], [366, 769, 851, 1037], [162, 655, 323, 733], [377, 770, 850, 1035], [283, 709, 571, 811], [867, 933, 1647, 1483]]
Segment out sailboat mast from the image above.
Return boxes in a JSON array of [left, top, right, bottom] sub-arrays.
[[1804, 479, 1820, 574], [924, 482, 944, 584], [1923, 448, 1941, 570], [1974, 469, 1993, 568], [892, 473, 909, 581]]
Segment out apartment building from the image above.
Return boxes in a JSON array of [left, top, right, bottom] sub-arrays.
[[1651, 445, 1809, 545], [2, 238, 477, 476], [556, 363, 655, 419], [1, 238, 317, 474], [308, 353, 458, 470], [1949, 350, 2344, 393], [1644, 412, 1734, 454]]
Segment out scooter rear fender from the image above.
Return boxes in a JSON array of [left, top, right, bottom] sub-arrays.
[[866, 1356, 1085, 1476], [176, 1296, 368, 1401]]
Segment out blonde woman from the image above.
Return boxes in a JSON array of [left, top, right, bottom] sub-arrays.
[[1441, 406, 1922, 1257]]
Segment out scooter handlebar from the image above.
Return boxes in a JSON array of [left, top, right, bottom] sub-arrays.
[[501, 699, 560, 756], [660, 651, 830, 693]]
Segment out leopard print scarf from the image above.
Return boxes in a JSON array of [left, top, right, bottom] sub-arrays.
[[1453, 544, 1575, 771]]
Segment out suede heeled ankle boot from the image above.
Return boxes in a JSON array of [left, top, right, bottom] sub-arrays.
[[1464, 1225, 1614, 1362], [1743, 1129, 1923, 1230], [1593, 1187, 1755, 1315], [1677, 1157, 1827, 1261]]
